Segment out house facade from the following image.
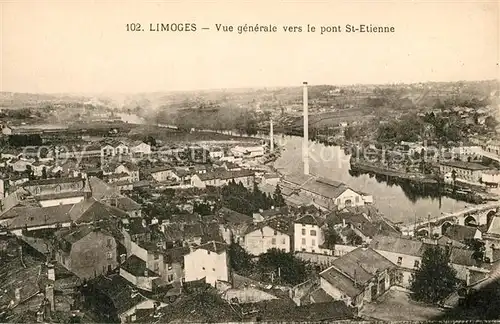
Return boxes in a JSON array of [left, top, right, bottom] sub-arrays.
[[54, 226, 119, 279], [242, 225, 291, 256], [440, 161, 492, 184], [184, 241, 230, 287], [294, 215, 325, 254]]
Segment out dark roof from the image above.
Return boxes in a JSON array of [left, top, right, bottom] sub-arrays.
[[449, 248, 476, 266], [121, 255, 158, 277], [309, 288, 335, 303], [56, 225, 95, 244], [218, 207, 253, 224], [196, 241, 227, 254], [198, 169, 255, 181], [35, 191, 86, 201], [440, 161, 491, 171], [240, 299, 355, 322], [445, 224, 479, 242], [24, 177, 83, 186], [92, 274, 148, 314], [163, 246, 191, 263], [295, 214, 325, 227]]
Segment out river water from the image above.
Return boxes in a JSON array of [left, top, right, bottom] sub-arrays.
[[118, 113, 469, 225], [273, 135, 469, 225]]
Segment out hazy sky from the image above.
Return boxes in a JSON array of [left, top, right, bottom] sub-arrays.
[[1, 0, 498, 93]]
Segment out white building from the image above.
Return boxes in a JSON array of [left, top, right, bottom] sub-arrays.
[[293, 214, 326, 254], [130, 141, 152, 156], [483, 170, 500, 186], [242, 221, 292, 256], [183, 241, 230, 287], [231, 145, 265, 158]]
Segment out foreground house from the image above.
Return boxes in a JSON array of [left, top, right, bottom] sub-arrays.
[[54, 225, 118, 279], [319, 247, 396, 309]]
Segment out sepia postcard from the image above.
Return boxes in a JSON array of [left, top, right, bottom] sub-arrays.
[[0, 0, 499, 323]]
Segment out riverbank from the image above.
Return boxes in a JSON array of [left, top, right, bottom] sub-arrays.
[[350, 159, 439, 184]]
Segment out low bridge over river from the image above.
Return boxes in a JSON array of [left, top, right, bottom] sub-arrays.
[[400, 202, 500, 237]]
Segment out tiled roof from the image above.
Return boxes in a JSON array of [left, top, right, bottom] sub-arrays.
[[369, 235, 425, 257], [295, 214, 325, 227], [440, 161, 491, 171], [92, 274, 149, 314], [217, 207, 252, 224], [1, 205, 73, 229], [320, 247, 394, 297], [445, 224, 479, 242], [196, 241, 227, 254]]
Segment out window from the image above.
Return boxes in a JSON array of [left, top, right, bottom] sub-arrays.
[[106, 252, 113, 259], [167, 274, 174, 282], [397, 257, 402, 265], [271, 238, 276, 245], [301, 238, 306, 245], [274, 230, 278, 236], [154, 263, 159, 272], [281, 238, 286, 245], [310, 230, 317, 236], [55, 185, 61, 193], [414, 260, 420, 268], [355, 196, 360, 203], [202, 267, 205, 270], [301, 229, 306, 235], [312, 239, 316, 246], [212, 268, 216, 271], [154, 253, 159, 260]]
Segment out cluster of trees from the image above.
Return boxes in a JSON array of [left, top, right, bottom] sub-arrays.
[[8, 134, 43, 147], [219, 181, 286, 216], [228, 244, 309, 285], [410, 245, 459, 304]]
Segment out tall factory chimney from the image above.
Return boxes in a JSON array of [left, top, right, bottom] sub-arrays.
[[303, 81, 310, 175], [270, 118, 274, 152]]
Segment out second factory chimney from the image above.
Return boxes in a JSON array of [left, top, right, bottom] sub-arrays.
[[303, 81, 309, 175]]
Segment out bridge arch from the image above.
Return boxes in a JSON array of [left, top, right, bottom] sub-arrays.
[[464, 215, 478, 227], [487, 210, 497, 228], [441, 221, 454, 235], [416, 228, 429, 237]]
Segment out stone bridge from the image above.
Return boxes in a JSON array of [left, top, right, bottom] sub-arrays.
[[401, 202, 500, 237]]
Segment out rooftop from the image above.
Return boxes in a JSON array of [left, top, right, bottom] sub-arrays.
[[121, 255, 159, 277], [440, 161, 491, 171], [369, 235, 425, 257], [195, 241, 227, 254]]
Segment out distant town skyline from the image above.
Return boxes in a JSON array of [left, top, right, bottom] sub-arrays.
[[1, 0, 498, 94]]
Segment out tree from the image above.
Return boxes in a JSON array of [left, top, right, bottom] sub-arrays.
[[273, 185, 286, 207], [410, 245, 459, 304], [257, 248, 308, 285], [346, 230, 363, 246], [485, 116, 498, 130], [228, 241, 254, 275], [463, 238, 485, 262], [323, 227, 341, 249], [451, 169, 457, 192]]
